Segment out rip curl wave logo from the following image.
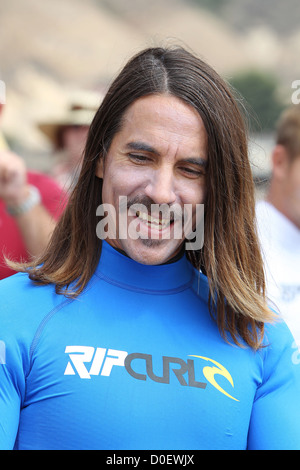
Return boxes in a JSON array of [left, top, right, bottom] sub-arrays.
[[189, 355, 239, 401], [64, 346, 239, 401]]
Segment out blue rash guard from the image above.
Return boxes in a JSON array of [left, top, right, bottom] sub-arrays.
[[1, 241, 300, 450]]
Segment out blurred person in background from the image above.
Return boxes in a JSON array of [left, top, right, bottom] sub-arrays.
[[256, 104, 300, 347], [0, 99, 66, 279], [38, 90, 101, 191]]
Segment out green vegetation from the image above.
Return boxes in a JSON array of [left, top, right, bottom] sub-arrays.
[[229, 70, 284, 132], [189, 0, 227, 12]]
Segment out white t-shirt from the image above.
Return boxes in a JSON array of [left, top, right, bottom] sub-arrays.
[[256, 200, 300, 349]]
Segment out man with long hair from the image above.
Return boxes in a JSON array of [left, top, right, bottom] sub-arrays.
[[1, 47, 300, 450]]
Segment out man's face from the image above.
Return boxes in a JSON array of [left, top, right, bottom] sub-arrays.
[[96, 94, 208, 265]]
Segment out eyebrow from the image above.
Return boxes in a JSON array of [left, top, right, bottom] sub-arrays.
[[126, 141, 160, 155], [181, 157, 207, 169], [126, 141, 207, 168]]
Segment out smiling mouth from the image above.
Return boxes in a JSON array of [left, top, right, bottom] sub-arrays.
[[135, 210, 174, 231]]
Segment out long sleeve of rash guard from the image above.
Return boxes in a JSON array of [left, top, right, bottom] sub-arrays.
[[247, 322, 300, 450]]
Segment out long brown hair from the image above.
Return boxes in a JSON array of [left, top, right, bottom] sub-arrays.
[[9, 46, 275, 348]]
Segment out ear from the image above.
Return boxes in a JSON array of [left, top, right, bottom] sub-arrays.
[[95, 157, 104, 179], [271, 144, 290, 181]]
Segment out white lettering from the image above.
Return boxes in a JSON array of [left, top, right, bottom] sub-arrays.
[[96, 203, 116, 240], [96, 197, 205, 251], [185, 204, 204, 250], [101, 349, 128, 376], [291, 80, 300, 104], [291, 340, 300, 365], [150, 454, 194, 466], [89, 347, 106, 376], [106, 454, 140, 467], [64, 346, 128, 379], [0, 340, 6, 365], [64, 346, 95, 379]]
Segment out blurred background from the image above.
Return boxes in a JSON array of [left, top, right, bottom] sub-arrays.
[[0, 0, 299, 195]]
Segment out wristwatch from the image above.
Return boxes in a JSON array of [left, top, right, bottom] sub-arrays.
[[6, 185, 41, 217]]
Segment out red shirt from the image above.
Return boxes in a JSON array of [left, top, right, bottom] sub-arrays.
[[0, 171, 66, 279]]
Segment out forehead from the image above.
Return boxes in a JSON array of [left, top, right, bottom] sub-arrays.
[[116, 94, 207, 154]]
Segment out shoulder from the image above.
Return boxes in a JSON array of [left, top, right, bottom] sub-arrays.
[[1, 270, 57, 305], [259, 318, 300, 391], [263, 318, 296, 359], [0, 273, 69, 348], [255, 199, 269, 215], [189, 264, 296, 355], [0, 273, 71, 408]]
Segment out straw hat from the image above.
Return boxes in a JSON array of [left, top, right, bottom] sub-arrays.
[[38, 89, 102, 148]]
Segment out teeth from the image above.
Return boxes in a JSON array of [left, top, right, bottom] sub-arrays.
[[136, 211, 172, 228]]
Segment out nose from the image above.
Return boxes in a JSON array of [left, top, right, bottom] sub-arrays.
[[144, 167, 177, 205]]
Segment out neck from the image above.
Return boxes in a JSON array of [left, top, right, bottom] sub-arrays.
[[95, 241, 194, 294], [266, 186, 300, 230], [112, 244, 185, 265]]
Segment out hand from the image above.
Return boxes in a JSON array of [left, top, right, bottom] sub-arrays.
[[0, 150, 29, 206]]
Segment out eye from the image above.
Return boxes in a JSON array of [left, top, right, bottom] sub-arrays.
[[128, 154, 152, 164], [179, 166, 205, 178]]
